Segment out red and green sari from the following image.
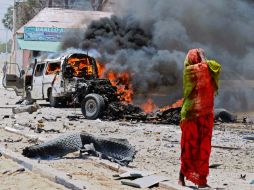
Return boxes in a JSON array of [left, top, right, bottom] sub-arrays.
[[180, 49, 221, 185]]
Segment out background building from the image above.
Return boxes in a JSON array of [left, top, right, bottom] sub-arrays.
[[15, 7, 112, 68]]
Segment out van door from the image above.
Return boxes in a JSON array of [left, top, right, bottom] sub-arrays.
[[2, 62, 25, 96], [42, 61, 61, 98], [31, 63, 45, 99]]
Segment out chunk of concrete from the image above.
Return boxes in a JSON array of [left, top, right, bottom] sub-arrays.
[[12, 103, 41, 114], [121, 175, 168, 188]]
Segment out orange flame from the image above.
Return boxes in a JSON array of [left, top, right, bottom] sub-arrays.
[[96, 61, 134, 103], [159, 98, 183, 112], [67, 57, 93, 77], [141, 99, 158, 113], [96, 62, 105, 78]]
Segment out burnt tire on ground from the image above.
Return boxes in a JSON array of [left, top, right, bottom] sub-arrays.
[[81, 93, 105, 120], [214, 108, 237, 123], [23, 132, 135, 166], [49, 90, 59, 107], [23, 133, 82, 158]]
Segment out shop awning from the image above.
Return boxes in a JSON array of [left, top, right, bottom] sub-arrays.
[[17, 39, 61, 52]]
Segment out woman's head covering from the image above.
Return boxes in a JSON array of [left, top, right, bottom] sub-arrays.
[[187, 48, 202, 65]]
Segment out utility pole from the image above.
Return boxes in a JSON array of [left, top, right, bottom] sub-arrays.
[[12, 0, 16, 64], [48, 0, 53, 8], [5, 28, 8, 54], [65, 0, 69, 9], [5, 27, 8, 63]]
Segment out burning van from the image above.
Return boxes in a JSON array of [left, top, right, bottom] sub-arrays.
[[3, 53, 119, 119]]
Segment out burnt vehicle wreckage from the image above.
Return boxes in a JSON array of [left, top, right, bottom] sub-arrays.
[[3, 53, 236, 124], [4, 53, 119, 119]]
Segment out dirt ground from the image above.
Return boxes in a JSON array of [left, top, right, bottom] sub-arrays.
[[0, 156, 67, 190], [0, 69, 254, 190]]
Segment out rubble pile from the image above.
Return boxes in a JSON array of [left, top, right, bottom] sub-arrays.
[[103, 102, 237, 125], [103, 102, 181, 125]]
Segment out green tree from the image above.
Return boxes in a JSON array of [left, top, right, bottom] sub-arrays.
[[2, 0, 46, 31], [0, 40, 12, 53], [2, 6, 13, 31]]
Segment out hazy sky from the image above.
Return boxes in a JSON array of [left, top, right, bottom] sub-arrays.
[[0, 0, 13, 43]]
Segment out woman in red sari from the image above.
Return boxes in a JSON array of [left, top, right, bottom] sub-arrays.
[[179, 48, 221, 187]]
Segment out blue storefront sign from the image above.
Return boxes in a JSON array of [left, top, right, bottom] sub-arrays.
[[24, 26, 65, 42]]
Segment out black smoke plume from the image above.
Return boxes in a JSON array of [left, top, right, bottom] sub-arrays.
[[61, 0, 254, 111]]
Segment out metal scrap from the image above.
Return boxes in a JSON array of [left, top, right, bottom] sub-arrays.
[[103, 102, 181, 125]]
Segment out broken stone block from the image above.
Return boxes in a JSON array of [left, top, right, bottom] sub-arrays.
[[121, 175, 168, 188], [12, 103, 41, 114]]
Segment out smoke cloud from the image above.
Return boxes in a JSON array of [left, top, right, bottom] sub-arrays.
[[61, 0, 254, 111]]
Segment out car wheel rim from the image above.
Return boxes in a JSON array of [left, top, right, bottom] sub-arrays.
[[85, 99, 97, 115]]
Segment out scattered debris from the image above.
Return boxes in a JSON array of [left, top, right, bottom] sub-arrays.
[[63, 122, 70, 131], [12, 123, 25, 130], [12, 103, 41, 114], [27, 137, 39, 144], [4, 138, 23, 143], [240, 174, 246, 180], [2, 115, 10, 119], [35, 127, 61, 134], [209, 164, 222, 169], [121, 175, 168, 188], [212, 145, 241, 150], [113, 170, 156, 180], [243, 136, 254, 141], [103, 102, 143, 121], [15, 97, 25, 105], [42, 116, 60, 122], [66, 173, 73, 179], [243, 116, 253, 124], [67, 115, 84, 121], [2, 167, 25, 175], [35, 121, 45, 133], [2, 170, 11, 175], [118, 122, 135, 127]]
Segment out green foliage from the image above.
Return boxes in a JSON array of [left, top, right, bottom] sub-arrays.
[[2, 6, 13, 31], [0, 40, 12, 53], [2, 0, 46, 31]]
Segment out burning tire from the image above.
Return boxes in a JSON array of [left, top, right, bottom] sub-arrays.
[[81, 93, 105, 120]]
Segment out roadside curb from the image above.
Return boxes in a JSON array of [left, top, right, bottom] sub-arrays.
[[2, 126, 182, 190], [0, 146, 88, 190]]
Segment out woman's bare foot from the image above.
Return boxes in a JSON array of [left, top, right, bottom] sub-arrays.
[[178, 172, 186, 186]]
